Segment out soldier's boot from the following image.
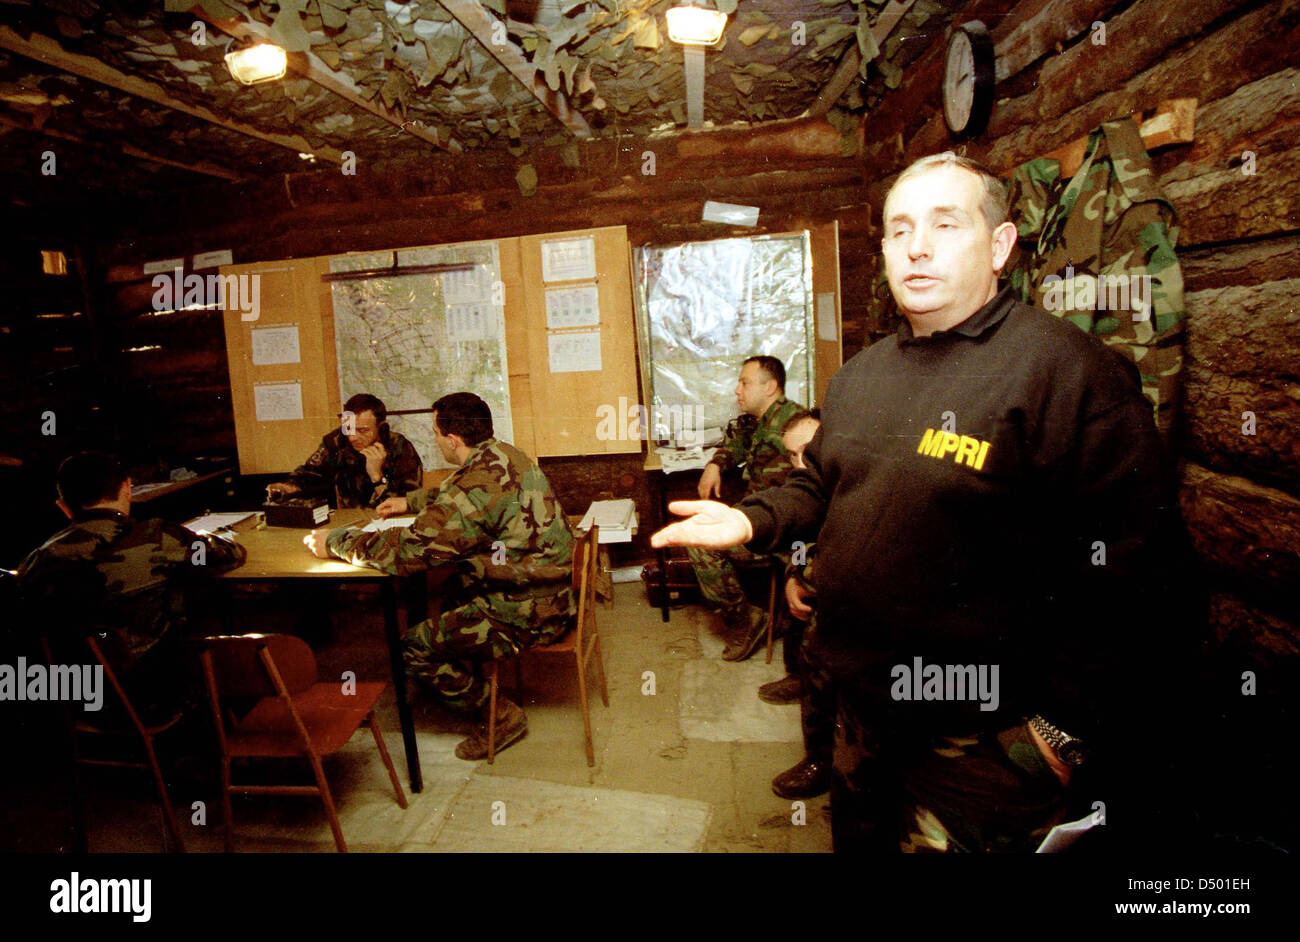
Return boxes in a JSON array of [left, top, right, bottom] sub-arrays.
[[721, 604, 771, 662], [757, 674, 802, 704], [771, 757, 831, 799], [454, 695, 528, 760]]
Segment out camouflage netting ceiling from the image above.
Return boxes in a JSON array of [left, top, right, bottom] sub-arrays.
[[0, 0, 957, 199]]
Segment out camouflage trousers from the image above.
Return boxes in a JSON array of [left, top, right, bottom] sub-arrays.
[[831, 694, 1068, 853], [403, 583, 573, 714], [687, 544, 771, 623], [794, 615, 834, 766]]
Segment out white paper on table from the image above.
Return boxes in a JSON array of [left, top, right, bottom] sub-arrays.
[[656, 446, 717, 473], [817, 291, 839, 342], [541, 236, 596, 282], [253, 381, 304, 422], [441, 265, 492, 305], [185, 512, 255, 532], [548, 329, 602, 373], [544, 283, 600, 329], [250, 325, 301, 365], [1035, 813, 1101, 853], [445, 302, 496, 341], [361, 515, 417, 532]]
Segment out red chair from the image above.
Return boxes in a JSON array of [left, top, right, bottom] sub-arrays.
[[486, 524, 609, 766], [200, 634, 407, 853]]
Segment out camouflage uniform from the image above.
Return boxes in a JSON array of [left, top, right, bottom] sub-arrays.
[[327, 438, 574, 712], [688, 397, 805, 628], [15, 510, 245, 720], [1007, 117, 1186, 442], [287, 428, 423, 509], [786, 549, 834, 768]]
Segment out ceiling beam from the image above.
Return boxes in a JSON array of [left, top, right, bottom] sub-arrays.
[[807, 0, 916, 118], [191, 6, 462, 154], [0, 111, 245, 181], [435, 0, 592, 139], [0, 24, 345, 164]]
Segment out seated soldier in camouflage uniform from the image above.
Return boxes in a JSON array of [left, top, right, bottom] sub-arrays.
[[690, 356, 804, 661], [16, 451, 245, 723], [306, 392, 574, 760], [267, 392, 423, 509]]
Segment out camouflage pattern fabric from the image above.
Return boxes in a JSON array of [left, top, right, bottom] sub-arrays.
[[287, 427, 423, 509], [691, 397, 804, 621], [1007, 118, 1186, 441], [687, 542, 768, 621], [15, 510, 245, 719], [708, 396, 806, 500], [830, 689, 1067, 853], [327, 438, 574, 712], [786, 550, 833, 766]]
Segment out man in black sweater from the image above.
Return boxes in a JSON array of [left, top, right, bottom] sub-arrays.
[[654, 153, 1176, 852]]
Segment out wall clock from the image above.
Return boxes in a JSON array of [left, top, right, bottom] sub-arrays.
[[943, 20, 995, 139]]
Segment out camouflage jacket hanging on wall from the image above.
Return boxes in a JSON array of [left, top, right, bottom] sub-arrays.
[[1006, 117, 1186, 442]]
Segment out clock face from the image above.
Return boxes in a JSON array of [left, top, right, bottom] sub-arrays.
[[943, 31, 975, 134]]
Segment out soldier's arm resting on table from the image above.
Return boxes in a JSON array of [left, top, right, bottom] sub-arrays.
[[315, 485, 489, 573]]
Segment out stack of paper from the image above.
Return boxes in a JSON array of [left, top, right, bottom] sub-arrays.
[[579, 499, 637, 543]]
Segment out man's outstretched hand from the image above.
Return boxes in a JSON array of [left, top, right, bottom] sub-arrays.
[[650, 500, 753, 550]]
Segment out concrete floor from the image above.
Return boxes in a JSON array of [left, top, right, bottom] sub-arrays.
[[59, 582, 832, 854]]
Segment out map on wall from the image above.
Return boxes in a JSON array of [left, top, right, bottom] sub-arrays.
[[329, 241, 512, 470]]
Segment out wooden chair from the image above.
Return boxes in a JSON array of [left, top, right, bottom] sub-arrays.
[[42, 635, 189, 853], [200, 633, 407, 853], [486, 524, 608, 766]]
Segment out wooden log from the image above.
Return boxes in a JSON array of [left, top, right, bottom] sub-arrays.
[[0, 26, 344, 165], [1178, 461, 1300, 587], [993, 0, 1120, 84], [1183, 279, 1300, 483], [1182, 234, 1300, 292], [983, 0, 1300, 172], [1207, 593, 1300, 659], [1162, 147, 1300, 247], [1154, 68, 1300, 185]]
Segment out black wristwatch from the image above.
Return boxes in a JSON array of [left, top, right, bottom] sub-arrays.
[[1028, 715, 1087, 766]]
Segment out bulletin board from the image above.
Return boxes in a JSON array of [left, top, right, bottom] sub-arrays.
[[220, 226, 640, 474]]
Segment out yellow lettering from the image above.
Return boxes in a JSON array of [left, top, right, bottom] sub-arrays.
[[956, 436, 980, 466], [917, 428, 938, 455], [939, 432, 960, 458], [973, 440, 991, 470]]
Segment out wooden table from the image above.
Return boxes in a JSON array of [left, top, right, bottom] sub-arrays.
[[215, 509, 424, 793]]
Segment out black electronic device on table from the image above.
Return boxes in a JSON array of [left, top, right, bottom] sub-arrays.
[[262, 493, 330, 528]]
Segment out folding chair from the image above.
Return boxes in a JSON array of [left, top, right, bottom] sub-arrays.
[[486, 524, 609, 766], [200, 633, 407, 853], [42, 635, 189, 853]]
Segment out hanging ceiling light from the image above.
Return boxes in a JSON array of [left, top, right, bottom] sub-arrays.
[[666, 5, 728, 47], [224, 43, 288, 85]]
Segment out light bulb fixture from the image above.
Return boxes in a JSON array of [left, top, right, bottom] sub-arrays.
[[224, 43, 288, 85], [666, 5, 728, 46]]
